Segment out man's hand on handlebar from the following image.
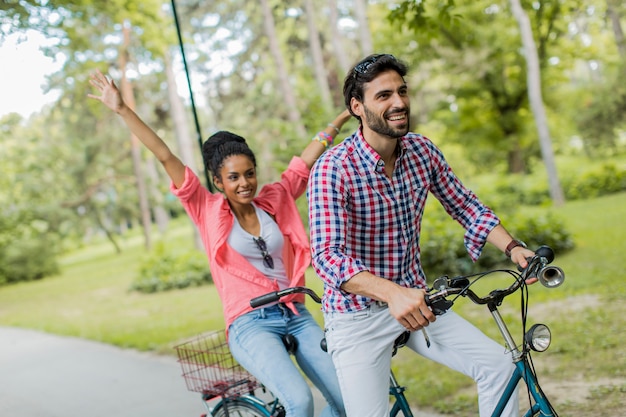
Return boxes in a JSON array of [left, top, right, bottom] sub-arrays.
[[510, 247, 539, 285], [387, 287, 436, 332]]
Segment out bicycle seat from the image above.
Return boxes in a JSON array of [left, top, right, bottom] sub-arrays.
[[392, 331, 410, 356], [319, 331, 410, 356], [282, 334, 298, 355]]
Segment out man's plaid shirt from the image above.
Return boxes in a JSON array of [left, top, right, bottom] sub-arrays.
[[307, 128, 500, 313]]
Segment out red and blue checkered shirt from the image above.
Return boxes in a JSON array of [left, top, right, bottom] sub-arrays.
[[308, 129, 500, 313]]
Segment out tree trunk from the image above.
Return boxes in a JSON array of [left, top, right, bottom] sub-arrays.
[[607, 0, 626, 58], [165, 53, 204, 251], [259, 0, 306, 138], [119, 21, 153, 248], [328, 0, 351, 74], [144, 156, 169, 234], [304, 0, 332, 108], [354, 0, 374, 55], [165, 55, 200, 174], [507, 139, 525, 174], [509, 0, 565, 206]]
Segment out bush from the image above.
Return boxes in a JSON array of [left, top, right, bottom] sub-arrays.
[[563, 163, 626, 200], [420, 204, 574, 281], [130, 243, 213, 293], [491, 162, 626, 206], [505, 211, 576, 255], [0, 236, 60, 285]]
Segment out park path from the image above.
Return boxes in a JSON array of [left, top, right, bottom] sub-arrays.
[[1, 326, 448, 417], [0, 326, 206, 417]]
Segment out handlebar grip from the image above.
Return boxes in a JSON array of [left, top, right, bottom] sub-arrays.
[[517, 245, 556, 272], [250, 292, 280, 308]]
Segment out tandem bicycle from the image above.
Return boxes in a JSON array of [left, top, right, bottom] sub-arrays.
[[175, 245, 564, 417]]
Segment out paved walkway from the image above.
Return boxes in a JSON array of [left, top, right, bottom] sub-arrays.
[[1, 326, 444, 417], [0, 326, 207, 416], [0, 326, 327, 417]]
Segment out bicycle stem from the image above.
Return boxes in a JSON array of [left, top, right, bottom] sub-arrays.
[[489, 303, 524, 362]]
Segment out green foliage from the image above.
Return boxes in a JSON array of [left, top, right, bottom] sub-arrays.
[[420, 199, 574, 280], [388, 0, 461, 36], [505, 211, 575, 253], [130, 242, 212, 293], [562, 162, 626, 200], [576, 61, 626, 153], [491, 161, 626, 205], [0, 233, 60, 285]]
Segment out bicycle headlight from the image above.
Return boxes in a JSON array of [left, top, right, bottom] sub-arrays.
[[525, 323, 551, 352]]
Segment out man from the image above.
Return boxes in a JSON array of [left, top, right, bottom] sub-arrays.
[[307, 53, 534, 416]]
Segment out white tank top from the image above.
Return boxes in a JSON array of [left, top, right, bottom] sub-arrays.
[[227, 203, 290, 289]]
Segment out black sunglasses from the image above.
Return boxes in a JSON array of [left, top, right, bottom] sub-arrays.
[[353, 54, 397, 77], [253, 236, 274, 269]]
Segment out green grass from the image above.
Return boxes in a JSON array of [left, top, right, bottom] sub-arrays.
[[0, 193, 625, 415], [393, 192, 626, 414], [0, 216, 327, 353]]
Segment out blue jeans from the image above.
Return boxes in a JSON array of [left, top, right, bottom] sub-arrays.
[[228, 302, 345, 417]]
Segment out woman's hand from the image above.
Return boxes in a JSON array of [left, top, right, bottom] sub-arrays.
[[88, 70, 125, 113]]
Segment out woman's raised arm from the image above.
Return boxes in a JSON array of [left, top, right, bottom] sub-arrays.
[[300, 109, 352, 169], [88, 70, 186, 188]]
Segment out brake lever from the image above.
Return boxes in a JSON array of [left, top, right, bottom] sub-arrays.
[[427, 295, 453, 316]]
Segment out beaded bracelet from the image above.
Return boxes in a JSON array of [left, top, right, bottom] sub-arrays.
[[311, 131, 334, 149]]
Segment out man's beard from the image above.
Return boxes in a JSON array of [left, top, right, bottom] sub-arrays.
[[363, 104, 410, 138]]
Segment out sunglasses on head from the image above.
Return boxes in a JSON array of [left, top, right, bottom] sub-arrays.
[[353, 54, 397, 77]]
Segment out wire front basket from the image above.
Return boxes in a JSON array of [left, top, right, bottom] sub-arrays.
[[175, 330, 260, 400]]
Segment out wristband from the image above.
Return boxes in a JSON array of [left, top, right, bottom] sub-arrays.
[[505, 239, 527, 258], [312, 131, 333, 149]]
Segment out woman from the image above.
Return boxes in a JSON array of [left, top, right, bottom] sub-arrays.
[[89, 69, 350, 417]]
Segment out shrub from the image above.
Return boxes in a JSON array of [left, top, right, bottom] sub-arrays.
[[563, 163, 626, 200], [130, 243, 212, 293], [0, 236, 60, 285], [491, 162, 626, 206], [420, 205, 574, 281], [505, 212, 576, 255]]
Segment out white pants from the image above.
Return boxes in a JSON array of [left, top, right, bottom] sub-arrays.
[[323, 303, 519, 417]]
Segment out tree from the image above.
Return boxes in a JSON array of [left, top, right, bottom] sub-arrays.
[[387, 0, 575, 206], [118, 21, 154, 249], [327, 0, 351, 74], [354, 0, 373, 54], [607, 0, 625, 58], [304, 0, 333, 108], [509, 0, 564, 205], [259, 0, 307, 139], [1, 1, 190, 253]]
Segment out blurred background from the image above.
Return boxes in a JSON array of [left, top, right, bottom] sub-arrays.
[[1, 1, 625, 415]]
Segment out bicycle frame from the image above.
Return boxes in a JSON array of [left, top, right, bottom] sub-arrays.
[[389, 369, 414, 417]]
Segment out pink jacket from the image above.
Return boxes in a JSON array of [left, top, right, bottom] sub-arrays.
[[170, 157, 310, 332]]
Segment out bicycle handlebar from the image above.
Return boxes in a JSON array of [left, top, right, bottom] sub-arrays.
[[250, 246, 564, 316], [425, 245, 565, 315], [250, 287, 322, 308]]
